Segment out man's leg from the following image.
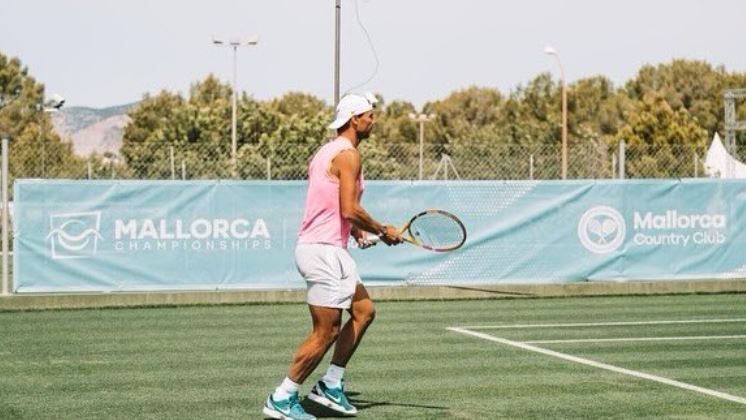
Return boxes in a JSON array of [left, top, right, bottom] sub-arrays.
[[287, 305, 343, 384], [331, 283, 376, 368], [309, 284, 374, 415], [264, 305, 341, 420]]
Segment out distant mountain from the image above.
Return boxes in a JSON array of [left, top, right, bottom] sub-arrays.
[[51, 102, 137, 156]]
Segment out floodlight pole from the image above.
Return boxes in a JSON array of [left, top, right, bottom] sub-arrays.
[[38, 97, 65, 178], [334, 0, 341, 106], [545, 46, 568, 180], [724, 89, 746, 178], [1, 138, 8, 295], [213, 35, 259, 178], [231, 44, 238, 177], [410, 113, 435, 180]]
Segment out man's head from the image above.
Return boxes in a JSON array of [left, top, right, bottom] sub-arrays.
[[329, 93, 378, 140]]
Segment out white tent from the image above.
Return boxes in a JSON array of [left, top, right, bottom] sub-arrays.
[[704, 133, 746, 178]]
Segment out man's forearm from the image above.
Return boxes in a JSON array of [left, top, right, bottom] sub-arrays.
[[344, 205, 387, 235]]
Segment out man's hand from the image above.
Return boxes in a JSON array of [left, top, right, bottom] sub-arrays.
[[353, 228, 376, 249], [379, 224, 403, 246]]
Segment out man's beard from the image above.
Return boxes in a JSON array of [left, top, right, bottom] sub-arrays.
[[357, 128, 371, 140]]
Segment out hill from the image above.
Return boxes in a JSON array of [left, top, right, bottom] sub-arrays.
[[51, 102, 136, 156]]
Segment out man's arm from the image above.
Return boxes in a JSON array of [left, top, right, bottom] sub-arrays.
[[333, 149, 401, 245]]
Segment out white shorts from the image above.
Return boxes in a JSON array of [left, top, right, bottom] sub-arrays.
[[295, 243, 361, 309]]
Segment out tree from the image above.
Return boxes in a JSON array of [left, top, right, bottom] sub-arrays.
[[119, 59, 746, 181], [371, 99, 418, 146], [0, 52, 84, 183], [241, 111, 330, 180], [428, 86, 503, 146], [356, 99, 421, 179], [236, 92, 329, 179], [625, 60, 730, 136], [562, 76, 634, 178], [0, 54, 43, 136], [268, 91, 327, 117], [615, 95, 707, 178], [120, 90, 185, 178]]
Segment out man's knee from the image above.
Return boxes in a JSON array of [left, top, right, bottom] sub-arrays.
[[314, 323, 341, 345], [309, 305, 343, 344], [365, 307, 376, 326], [355, 304, 376, 327]]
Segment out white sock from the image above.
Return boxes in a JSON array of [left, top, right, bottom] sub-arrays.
[[322, 364, 345, 388], [273, 377, 300, 400]]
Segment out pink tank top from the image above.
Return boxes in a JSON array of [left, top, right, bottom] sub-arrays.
[[297, 137, 364, 248]]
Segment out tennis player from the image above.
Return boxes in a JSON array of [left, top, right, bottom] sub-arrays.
[[263, 93, 402, 420]]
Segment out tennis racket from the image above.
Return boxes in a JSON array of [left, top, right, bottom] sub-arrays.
[[369, 209, 466, 252]]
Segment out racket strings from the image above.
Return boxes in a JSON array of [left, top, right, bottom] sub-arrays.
[[408, 213, 465, 250]]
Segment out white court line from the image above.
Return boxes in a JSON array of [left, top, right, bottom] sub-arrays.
[[447, 327, 746, 406], [524, 335, 746, 344], [461, 318, 746, 330]]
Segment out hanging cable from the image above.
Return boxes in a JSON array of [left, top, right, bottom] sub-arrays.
[[344, 0, 380, 94]]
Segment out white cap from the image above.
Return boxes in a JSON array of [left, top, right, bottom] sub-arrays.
[[328, 93, 378, 130]]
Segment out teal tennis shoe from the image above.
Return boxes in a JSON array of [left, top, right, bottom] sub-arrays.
[[308, 380, 357, 415], [262, 392, 316, 420]]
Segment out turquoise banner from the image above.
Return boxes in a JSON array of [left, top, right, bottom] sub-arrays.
[[14, 179, 746, 293]]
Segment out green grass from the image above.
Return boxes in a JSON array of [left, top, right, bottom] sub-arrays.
[[1, 293, 745, 419]]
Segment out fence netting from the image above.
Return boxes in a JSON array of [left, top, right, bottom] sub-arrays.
[[9, 139, 708, 182]]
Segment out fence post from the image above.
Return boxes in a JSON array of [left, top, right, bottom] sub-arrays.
[[266, 157, 271, 180], [2, 138, 9, 295], [618, 140, 626, 179], [181, 161, 186, 180], [529, 154, 534, 180], [170, 146, 176, 180], [693, 153, 699, 177], [41, 137, 46, 178], [87, 162, 93, 180]]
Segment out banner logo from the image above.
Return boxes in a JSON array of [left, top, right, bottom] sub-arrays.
[[578, 206, 626, 254], [46, 212, 103, 259]]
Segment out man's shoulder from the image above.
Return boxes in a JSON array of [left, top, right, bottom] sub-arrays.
[[334, 148, 360, 165], [331, 147, 361, 178]]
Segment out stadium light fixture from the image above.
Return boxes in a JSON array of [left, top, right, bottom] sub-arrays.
[[212, 35, 259, 178], [44, 93, 65, 111], [544, 46, 568, 180]]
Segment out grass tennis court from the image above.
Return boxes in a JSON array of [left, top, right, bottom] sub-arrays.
[[1, 293, 744, 419]]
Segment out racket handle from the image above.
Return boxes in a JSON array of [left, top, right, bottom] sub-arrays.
[[356, 234, 384, 249]]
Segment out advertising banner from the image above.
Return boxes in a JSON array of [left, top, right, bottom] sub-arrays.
[[14, 179, 746, 292]]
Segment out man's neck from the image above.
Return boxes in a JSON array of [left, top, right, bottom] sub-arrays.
[[338, 131, 360, 148]]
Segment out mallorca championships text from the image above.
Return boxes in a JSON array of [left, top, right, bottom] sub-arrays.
[[113, 218, 272, 251]]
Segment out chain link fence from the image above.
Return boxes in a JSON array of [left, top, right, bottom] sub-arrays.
[[7, 139, 708, 182], [0, 136, 715, 291]]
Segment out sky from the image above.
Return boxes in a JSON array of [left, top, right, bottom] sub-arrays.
[[2, 0, 746, 109]]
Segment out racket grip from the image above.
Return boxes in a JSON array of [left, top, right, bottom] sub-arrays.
[[355, 235, 380, 249]]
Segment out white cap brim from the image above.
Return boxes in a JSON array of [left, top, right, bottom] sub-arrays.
[[329, 94, 375, 130], [328, 116, 350, 130]]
